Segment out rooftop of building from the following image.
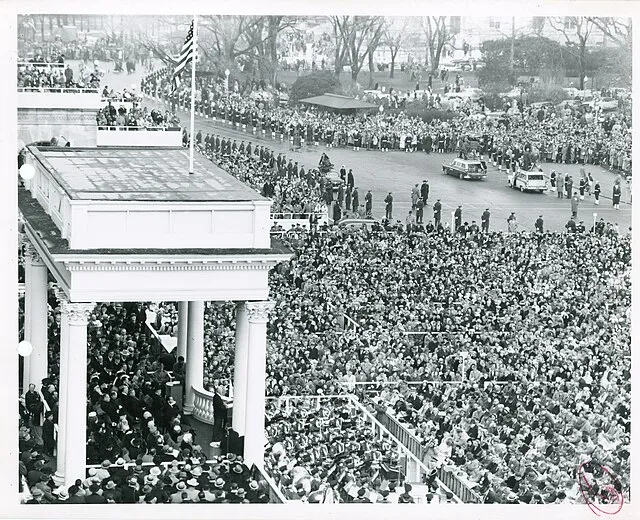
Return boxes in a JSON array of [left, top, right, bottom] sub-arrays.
[[27, 145, 266, 202]]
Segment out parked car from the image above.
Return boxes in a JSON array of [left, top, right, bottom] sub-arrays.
[[530, 101, 554, 110], [557, 99, 582, 111], [442, 158, 487, 180], [597, 97, 619, 111]]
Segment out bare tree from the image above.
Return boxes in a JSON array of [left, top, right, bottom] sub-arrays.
[[383, 24, 405, 78], [587, 17, 632, 48], [333, 16, 386, 84], [421, 17, 455, 72], [547, 17, 595, 90], [531, 17, 546, 37], [329, 16, 350, 77]]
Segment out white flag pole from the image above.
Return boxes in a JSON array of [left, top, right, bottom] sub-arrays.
[[188, 15, 198, 175]]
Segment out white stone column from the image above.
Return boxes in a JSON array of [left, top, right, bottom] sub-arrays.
[[22, 246, 32, 388], [25, 244, 49, 390], [54, 300, 93, 487], [183, 300, 204, 415], [232, 302, 249, 436], [243, 301, 274, 467], [177, 301, 188, 360]]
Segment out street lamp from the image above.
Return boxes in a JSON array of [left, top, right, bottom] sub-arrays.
[[451, 211, 455, 232], [224, 68, 230, 97], [593, 212, 597, 233]]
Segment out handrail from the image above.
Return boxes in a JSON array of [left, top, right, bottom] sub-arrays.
[[375, 406, 483, 503], [271, 212, 326, 219], [253, 464, 287, 503], [144, 321, 169, 354], [18, 61, 65, 67], [339, 380, 510, 386], [347, 395, 462, 503], [97, 125, 181, 131], [18, 87, 100, 93]]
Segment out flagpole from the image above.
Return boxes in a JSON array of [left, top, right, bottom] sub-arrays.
[[188, 15, 198, 175]]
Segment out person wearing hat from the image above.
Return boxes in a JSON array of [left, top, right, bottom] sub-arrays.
[[433, 199, 442, 227], [454, 205, 462, 232], [535, 215, 544, 233], [102, 479, 122, 503], [66, 484, 86, 504], [26, 487, 45, 504], [384, 192, 394, 220], [505, 491, 520, 504], [121, 476, 140, 504], [171, 481, 187, 503], [85, 482, 107, 504], [397, 483, 414, 503], [185, 478, 200, 500]]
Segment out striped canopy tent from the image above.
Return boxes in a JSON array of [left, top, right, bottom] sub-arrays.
[[299, 93, 378, 114]]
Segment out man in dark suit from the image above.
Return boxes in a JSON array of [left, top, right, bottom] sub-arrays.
[[212, 387, 230, 443], [420, 180, 429, 205], [433, 200, 442, 227]]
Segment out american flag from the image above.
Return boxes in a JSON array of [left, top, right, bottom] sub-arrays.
[[172, 20, 195, 91]]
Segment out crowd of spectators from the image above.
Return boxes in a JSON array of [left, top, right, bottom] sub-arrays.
[[264, 396, 444, 503], [96, 98, 181, 129], [267, 226, 630, 504], [17, 63, 631, 506], [19, 297, 267, 504], [195, 136, 326, 215], [18, 62, 100, 90], [140, 222, 630, 504], [141, 68, 632, 177], [20, 36, 151, 66]]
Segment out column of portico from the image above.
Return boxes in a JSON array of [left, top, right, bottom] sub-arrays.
[[177, 301, 188, 360], [183, 300, 204, 415], [24, 243, 49, 391], [242, 301, 275, 468], [54, 296, 93, 487], [232, 302, 249, 436], [21, 246, 33, 388]]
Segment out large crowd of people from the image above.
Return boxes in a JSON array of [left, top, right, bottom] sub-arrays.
[[195, 137, 326, 216], [18, 62, 100, 90], [123, 222, 630, 504], [17, 53, 631, 507], [141, 67, 631, 177], [19, 295, 271, 503], [96, 100, 181, 129], [264, 397, 438, 503]]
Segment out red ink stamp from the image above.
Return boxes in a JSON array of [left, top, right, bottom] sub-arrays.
[[577, 460, 624, 516]]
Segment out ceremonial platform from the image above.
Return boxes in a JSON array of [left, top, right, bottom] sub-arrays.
[[19, 143, 290, 487]]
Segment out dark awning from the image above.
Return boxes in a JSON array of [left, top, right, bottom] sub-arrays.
[[299, 93, 377, 111]]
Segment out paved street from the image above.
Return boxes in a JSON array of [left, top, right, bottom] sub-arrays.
[[98, 60, 632, 233]]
